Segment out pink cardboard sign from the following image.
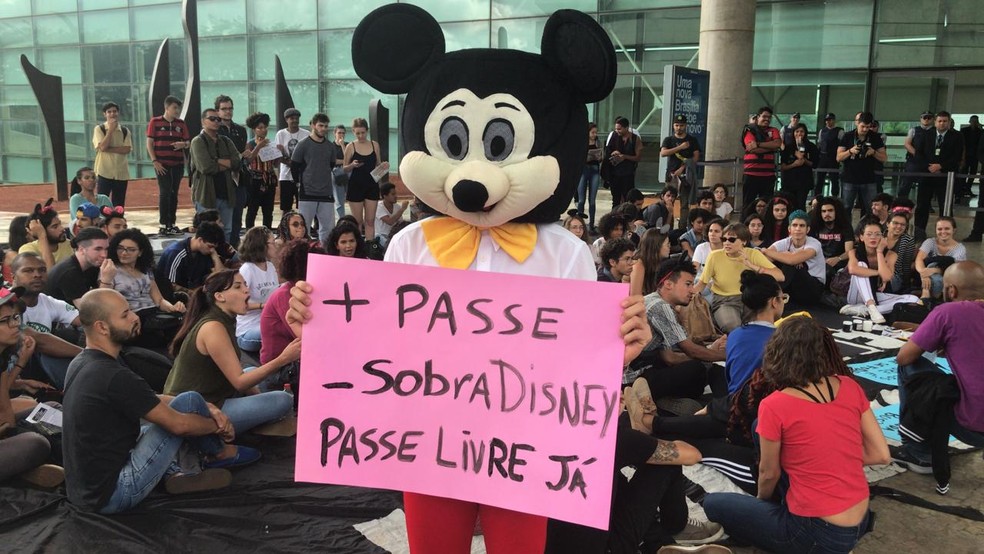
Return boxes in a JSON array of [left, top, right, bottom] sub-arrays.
[[295, 255, 627, 529]]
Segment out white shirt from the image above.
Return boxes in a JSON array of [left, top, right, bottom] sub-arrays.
[[385, 221, 596, 281], [375, 202, 404, 240], [692, 242, 720, 280], [276, 128, 309, 181], [23, 293, 79, 333], [236, 261, 281, 336], [770, 236, 826, 283]]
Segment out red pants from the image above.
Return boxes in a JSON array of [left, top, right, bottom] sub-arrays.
[[404, 492, 546, 554]]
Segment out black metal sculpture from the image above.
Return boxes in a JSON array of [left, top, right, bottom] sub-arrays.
[[180, 0, 202, 139], [20, 55, 68, 201], [274, 56, 297, 130], [149, 38, 171, 118]]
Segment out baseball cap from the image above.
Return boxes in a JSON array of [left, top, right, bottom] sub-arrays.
[[76, 202, 101, 219], [0, 286, 26, 310], [673, 114, 687, 123], [921, 111, 934, 119], [284, 108, 301, 119], [824, 113, 836, 120]]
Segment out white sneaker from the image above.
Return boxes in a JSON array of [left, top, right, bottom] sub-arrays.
[[867, 304, 886, 324], [839, 304, 867, 317]]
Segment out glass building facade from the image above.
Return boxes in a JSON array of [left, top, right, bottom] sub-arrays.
[[1, 0, 982, 184]]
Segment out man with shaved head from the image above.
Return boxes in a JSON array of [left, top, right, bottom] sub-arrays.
[[63, 289, 259, 513], [894, 261, 984, 474]]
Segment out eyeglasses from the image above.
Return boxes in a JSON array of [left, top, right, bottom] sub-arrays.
[[289, 222, 306, 228], [0, 313, 22, 328], [116, 246, 139, 254], [205, 116, 222, 122], [723, 236, 740, 243]]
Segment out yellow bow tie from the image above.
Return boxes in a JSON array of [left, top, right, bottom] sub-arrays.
[[420, 218, 538, 270]]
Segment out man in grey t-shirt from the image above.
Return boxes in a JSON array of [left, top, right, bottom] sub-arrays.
[[763, 210, 826, 305], [291, 113, 337, 242]]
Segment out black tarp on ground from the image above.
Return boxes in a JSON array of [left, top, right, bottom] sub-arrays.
[[0, 437, 402, 553]]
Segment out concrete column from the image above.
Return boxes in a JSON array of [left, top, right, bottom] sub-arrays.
[[698, 0, 756, 188]]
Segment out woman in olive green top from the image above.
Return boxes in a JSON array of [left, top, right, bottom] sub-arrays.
[[164, 270, 300, 434]]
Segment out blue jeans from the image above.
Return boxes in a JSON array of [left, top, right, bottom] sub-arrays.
[[928, 271, 943, 297], [195, 199, 234, 243], [231, 185, 248, 247], [38, 353, 73, 390], [704, 492, 870, 553], [99, 391, 224, 514], [221, 390, 292, 434], [897, 359, 984, 462], [334, 182, 347, 220], [577, 165, 601, 226], [841, 181, 876, 217], [236, 327, 262, 353]]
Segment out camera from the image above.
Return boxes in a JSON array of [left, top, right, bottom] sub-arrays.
[[855, 140, 870, 157]]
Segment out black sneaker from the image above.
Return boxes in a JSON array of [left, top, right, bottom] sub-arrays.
[[889, 445, 933, 475], [158, 226, 169, 236]]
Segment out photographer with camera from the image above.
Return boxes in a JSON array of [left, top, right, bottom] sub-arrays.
[[836, 112, 887, 219]]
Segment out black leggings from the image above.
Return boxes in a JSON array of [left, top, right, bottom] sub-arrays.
[[641, 359, 712, 401]]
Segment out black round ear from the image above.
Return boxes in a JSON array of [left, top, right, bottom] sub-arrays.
[[540, 10, 617, 103], [352, 4, 445, 95]]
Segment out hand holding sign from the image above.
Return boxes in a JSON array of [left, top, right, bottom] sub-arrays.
[[293, 255, 628, 528]]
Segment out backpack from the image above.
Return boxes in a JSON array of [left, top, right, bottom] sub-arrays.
[[740, 124, 767, 151], [99, 123, 129, 140]]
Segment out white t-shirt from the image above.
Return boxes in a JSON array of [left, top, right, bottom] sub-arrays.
[[236, 262, 281, 336], [692, 242, 720, 280], [375, 202, 404, 240], [715, 202, 733, 220], [770, 236, 826, 283], [23, 293, 79, 333], [276, 128, 309, 181]]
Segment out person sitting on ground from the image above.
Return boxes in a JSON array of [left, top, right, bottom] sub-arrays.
[[261, 240, 326, 368], [885, 206, 917, 294], [562, 213, 592, 247], [612, 201, 645, 244], [704, 317, 889, 554], [45, 228, 114, 308], [164, 270, 299, 436], [20, 201, 72, 270], [154, 222, 224, 303], [626, 258, 727, 402], [375, 182, 409, 249], [591, 212, 625, 267], [869, 192, 894, 229], [840, 218, 919, 324], [744, 213, 765, 249], [325, 221, 368, 259], [893, 261, 984, 475], [695, 190, 715, 214], [236, 227, 280, 352], [760, 195, 791, 246], [11, 253, 83, 389], [692, 217, 725, 289], [809, 196, 854, 286], [762, 209, 827, 305], [915, 216, 966, 300], [0, 289, 64, 488], [641, 185, 678, 234], [712, 183, 733, 220], [598, 238, 635, 283], [274, 210, 308, 256], [109, 229, 185, 349], [3, 216, 31, 286], [740, 195, 769, 223], [68, 166, 112, 229], [72, 202, 102, 238], [191, 209, 238, 266], [98, 206, 128, 239], [678, 208, 711, 259], [694, 223, 785, 333], [629, 228, 671, 296], [63, 288, 257, 514]]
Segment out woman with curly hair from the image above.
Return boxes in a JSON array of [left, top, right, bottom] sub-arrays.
[[760, 195, 791, 246], [325, 221, 368, 258], [706, 317, 889, 554], [243, 112, 278, 229]]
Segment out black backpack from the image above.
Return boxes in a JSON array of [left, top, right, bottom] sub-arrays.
[[99, 123, 129, 140]]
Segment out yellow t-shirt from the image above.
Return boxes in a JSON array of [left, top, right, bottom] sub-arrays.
[[92, 124, 132, 180], [19, 240, 74, 264], [701, 248, 776, 296]]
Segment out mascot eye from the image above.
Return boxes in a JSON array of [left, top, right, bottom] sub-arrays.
[[482, 119, 514, 162], [439, 117, 469, 160]]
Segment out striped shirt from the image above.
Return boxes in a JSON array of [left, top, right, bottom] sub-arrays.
[[742, 125, 780, 177], [146, 115, 190, 167]]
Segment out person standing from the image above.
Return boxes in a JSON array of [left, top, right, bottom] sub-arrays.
[[837, 112, 887, 219], [741, 107, 782, 207], [815, 113, 844, 197], [604, 116, 643, 207], [146, 96, 191, 236], [275, 108, 306, 212], [899, 111, 935, 199], [343, 117, 390, 241], [915, 111, 964, 233], [659, 114, 701, 195], [92, 102, 132, 207], [242, 112, 278, 230], [215, 95, 249, 247], [190, 109, 241, 243], [779, 112, 801, 147], [332, 124, 348, 221], [780, 124, 819, 210], [292, 113, 339, 243], [958, 115, 981, 201]]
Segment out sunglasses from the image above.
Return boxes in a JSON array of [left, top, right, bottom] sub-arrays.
[[723, 237, 740, 243], [205, 116, 222, 122]]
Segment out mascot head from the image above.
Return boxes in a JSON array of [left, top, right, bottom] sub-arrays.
[[352, 4, 616, 227]]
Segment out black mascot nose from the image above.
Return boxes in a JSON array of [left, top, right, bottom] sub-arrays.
[[451, 180, 490, 213]]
